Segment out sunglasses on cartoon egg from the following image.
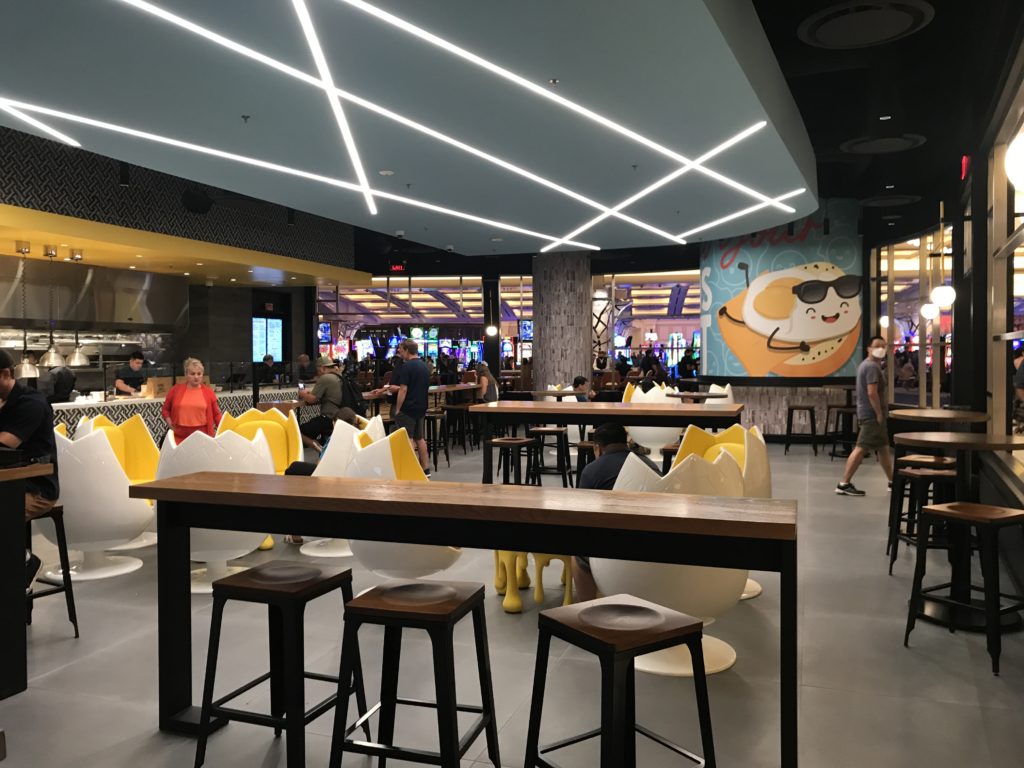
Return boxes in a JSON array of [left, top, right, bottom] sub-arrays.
[[719, 268, 862, 353]]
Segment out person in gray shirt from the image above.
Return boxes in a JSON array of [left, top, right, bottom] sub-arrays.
[[836, 336, 893, 496]]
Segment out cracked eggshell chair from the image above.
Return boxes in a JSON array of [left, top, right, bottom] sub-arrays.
[[348, 428, 462, 579], [623, 382, 682, 451], [73, 413, 116, 439], [157, 429, 275, 592], [590, 449, 747, 677], [708, 383, 736, 404], [300, 420, 363, 558], [42, 430, 153, 581]]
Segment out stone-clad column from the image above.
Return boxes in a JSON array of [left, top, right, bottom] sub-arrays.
[[532, 252, 591, 388]]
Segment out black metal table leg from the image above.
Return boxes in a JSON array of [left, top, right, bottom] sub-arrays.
[[1, 477, 28, 700]]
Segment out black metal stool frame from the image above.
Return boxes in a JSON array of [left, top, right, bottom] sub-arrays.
[[329, 600, 501, 768], [26, 505, 79, 638], [524, 617, 715, 768]]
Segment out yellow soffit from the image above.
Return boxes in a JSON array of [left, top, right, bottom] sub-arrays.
[[0, 204, 370, 288]]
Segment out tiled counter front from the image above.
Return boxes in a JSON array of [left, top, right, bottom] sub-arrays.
[[53, 388, 306, 442], [728, 386, 852, 437]]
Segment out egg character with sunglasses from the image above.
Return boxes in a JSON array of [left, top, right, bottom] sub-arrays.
[[717, 261, 862, 376]]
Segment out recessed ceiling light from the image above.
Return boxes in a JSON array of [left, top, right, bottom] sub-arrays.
[[135, 254, 143, 258], [888, 221, 896, 226], [248, 269, 253, 273], [59, 243, 68, 247], [547, 78, 559, 86], [196, 262, 204, 266], [378, 169, 394, 176], [129, 265, 137, 269], [490, 237, 504, 242], [879, 115, 893, 121], [184, 272, 190, 276], [230, 278, 236, 282], [885, 184, 895, 189], [63, 257, 71, 262]]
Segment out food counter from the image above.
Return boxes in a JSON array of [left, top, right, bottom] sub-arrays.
[[52, 387, 306, 441]]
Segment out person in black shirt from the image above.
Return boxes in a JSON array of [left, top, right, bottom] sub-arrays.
[[114, 350, 148, 396], [257, 354, 278, 385], [572, 423, 660, 601], [296, 353, 316, 382], [615, 353, 630, 378], [392, 339, 431, 474], [46, 364, 76, 404]]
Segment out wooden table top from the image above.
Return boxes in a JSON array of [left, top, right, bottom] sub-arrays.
[[666, 391, 727, 400], [894, 431, 1024, 451], [890, 408, 990, 423], [469, 400, 744, 417], [0, 463, 53, 483], [130, 472, 796, 541], [529, 390, 580, 398], [362, 383, 479, 400]]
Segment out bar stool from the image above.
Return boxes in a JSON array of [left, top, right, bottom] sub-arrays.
[[886, 467, 956, 573], [784, 405, 817, 455], [425, 409, 450, 470], [329, 580, 501, 768], [488, 436, 539, 485], [194, 561, 369, 768], [905, 503, 1024, 675], [528, 426, 573, 488], [824, 404, 858, 460], [443, 403, 471, 454], [25, 505, 79, 638], [524, 594, 715, 768], [575, 440, 595, 486], [661, 442, 679, 475], [896, 454, 957, 470]]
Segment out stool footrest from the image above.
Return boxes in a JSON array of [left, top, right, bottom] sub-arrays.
[[540, 724, 705, 767], [211, 669, 348, 729]]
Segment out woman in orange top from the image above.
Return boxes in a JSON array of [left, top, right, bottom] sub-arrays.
[[161, 357, 221, 444]]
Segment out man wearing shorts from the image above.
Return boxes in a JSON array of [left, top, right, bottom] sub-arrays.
[[392, 338, 431, 475], [836, 335, 893, 496]]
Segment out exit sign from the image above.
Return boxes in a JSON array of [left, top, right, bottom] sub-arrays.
[[389, 263, 406, 273]]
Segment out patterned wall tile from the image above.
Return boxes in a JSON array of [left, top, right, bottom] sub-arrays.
[[532, 252, 592, 389]]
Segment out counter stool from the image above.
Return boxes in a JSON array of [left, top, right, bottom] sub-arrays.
[[194, 561, 369, 768], [784, 405, 817, 455], [443, 404, 471, 454], [25, 505, 79, 638], [528, 426, 573, 488], [575, 440, 595, 486], [489, 436, 539, 485], [524, 594, 715, 768], [425, 409, 450, 470], [896, 454, 956, 470], [825, 405, 858, 460], [905, 503, 1024, 675], [661, 443, 679, 475], [329, 580, 500, 768], [886, 467, 956, 573]]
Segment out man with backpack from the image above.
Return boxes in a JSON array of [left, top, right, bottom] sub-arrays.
[[297, 355, 345, 451]]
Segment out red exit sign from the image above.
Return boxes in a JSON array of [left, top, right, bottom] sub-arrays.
[[389, 263, 406, 273]]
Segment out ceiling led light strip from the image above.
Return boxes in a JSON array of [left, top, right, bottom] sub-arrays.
[[334, 0, 794, 213], [678, 188, 805, 239], [112, 0, 682, 246], [0, 97, 598, 250], [0, 101, 80, 146], [541, 121, 766, 252], [292, 0, 376, 214]]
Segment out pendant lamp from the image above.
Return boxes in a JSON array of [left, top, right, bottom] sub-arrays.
[[12, 247, 38, 379], [38, 246, 64, 368], [66, 331, 90, 367]]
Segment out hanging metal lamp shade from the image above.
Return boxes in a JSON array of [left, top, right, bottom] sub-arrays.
[[39, 247, 65, 367], [40, 342, 64, 367], [13, 248, 38, 378], [67, 346, 90, 367]]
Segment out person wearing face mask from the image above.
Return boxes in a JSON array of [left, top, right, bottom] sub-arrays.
[[836, 336, 893, 496]]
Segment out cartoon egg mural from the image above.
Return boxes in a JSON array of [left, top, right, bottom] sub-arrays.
[[716, 261, 862, 377]]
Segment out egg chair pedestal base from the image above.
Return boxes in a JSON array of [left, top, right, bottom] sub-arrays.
[[190, 561, 248, 595], [43, 551, 143, 582], [299, 538, 353, 558], [635, 635, 737, 678], [108, 531, 158, 551], [741, 578, 763, 600]]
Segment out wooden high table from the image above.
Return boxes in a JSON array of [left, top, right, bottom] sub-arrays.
[[131, 473, 799, 767], [666, 391, 728, 403], [361, 382, 479, 414], [470, 401, 744, 485], [1, 463, 53, 700]]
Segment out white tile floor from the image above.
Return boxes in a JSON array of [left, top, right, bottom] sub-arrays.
[[6, 443, 1024, 767]]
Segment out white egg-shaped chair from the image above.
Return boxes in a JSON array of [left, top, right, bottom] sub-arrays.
[[348, 429, 462, 579], [708, 383, 736, 404], [623, 381, 682, 451], [157, 429, 275, 592], [590, 449, 748, 677], [299, 420, 362, 558], [42, 430, 153, 581]]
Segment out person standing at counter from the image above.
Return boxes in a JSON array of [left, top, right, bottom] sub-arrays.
[[114, 351, 148, 396], [162, 358, 221, 444], [258, 354, 278, 385], [836, 336, 893, 496], [296, 353, 316, 382]]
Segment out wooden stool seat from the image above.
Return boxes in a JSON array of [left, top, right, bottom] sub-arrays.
[[488, 436, 536, 448], [541, 594, 702, 654], [528, 426, 568, 435], [896, 454, 956, 469], [896, 467, 957, 481], [195, 561, 368, 768], [922, 502, 1024, 525], [330, 580, 500, 768], [887, 468, 957, 574], [525, 595, 715, 767]]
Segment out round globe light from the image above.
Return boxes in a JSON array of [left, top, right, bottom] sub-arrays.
[[1006, 132, 1024, 190], [879, 315, 890, 329], [930, 284, 956, 307], [485, 324, 498, 337], [920, 302, 940, 320]]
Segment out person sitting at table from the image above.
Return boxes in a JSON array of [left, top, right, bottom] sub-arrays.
[[476, 361, 499, 403], [614, 353, 630, 378], [594, 350, 609, 371], [0, 349, 59, 589], [572, 376, 595, 402], [257, 354, 278, 385], [296, 353, 316, 382], [836, 336, 893, 496], [114, 350, 148, 396], [162, 358, 221, 445], [572, 423, 660, 601], [297, 356, 344, 452]]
